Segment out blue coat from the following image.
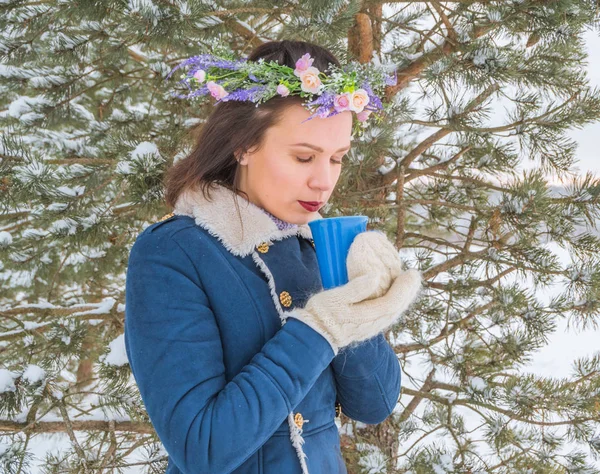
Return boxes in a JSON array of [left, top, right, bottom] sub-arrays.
[[124, 183, 402, 474]]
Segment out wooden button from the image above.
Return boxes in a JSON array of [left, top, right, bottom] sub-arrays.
[[309, 239, 315, 249], [279, 291, 292, 307], [294, 412, 307, 429], [257, 242, 269, 253]]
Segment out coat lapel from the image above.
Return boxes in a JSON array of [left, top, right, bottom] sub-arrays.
[[172, 183, 322, 257]]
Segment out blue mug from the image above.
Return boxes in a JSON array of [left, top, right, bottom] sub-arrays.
[[308, 216, 369, 289]]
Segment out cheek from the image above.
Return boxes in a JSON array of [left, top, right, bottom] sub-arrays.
[[263, 155, 301, 183]]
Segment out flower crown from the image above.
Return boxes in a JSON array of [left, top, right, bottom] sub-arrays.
[[165, 51, 397, 137]]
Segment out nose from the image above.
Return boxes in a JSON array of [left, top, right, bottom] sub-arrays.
[[307, 158, 336, 194]]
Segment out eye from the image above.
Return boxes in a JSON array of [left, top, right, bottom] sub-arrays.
[[296, 156, 314, 163], [296, 155, 343, 165]]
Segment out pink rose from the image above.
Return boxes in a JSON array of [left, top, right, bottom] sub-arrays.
[[193, 69, 206, 83], [356, 109, 372, 122], [299, 67, 322, 94], [206, 81, 228, 100], [276, 84, 290, 97], [334, 92, 352, 112], [294, 53, 314, 77], [349, 89, 370, 113]]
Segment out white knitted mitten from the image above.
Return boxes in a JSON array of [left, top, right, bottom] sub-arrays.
[[286, 231, 423, 355]]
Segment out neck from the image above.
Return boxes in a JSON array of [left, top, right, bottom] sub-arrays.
[[260, 208, 298, 231], [232, 185, 298, 230]]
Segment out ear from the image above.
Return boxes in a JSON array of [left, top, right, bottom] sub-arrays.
[[234, 149, 248, 165]]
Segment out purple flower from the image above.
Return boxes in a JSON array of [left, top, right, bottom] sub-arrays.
[[165, 54, 247, 81], [305, 91, 336, 108], [300, 92, 340, 122], [385, 71, 398, 86], [360, 81, 383, 110], [219, 85, 268, 102], [301, 107, 343, 123], [170, 84, 209, 99]]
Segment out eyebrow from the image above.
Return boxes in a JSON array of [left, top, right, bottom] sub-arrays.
[[290, 142, 351, 153]]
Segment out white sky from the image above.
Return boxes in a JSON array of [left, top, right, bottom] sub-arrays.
[[568, 29, 600, 176]]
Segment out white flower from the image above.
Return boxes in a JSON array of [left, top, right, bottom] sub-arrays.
[[299, 67, 322, 94], [193, 69, 206, 83], [349, 89, 370, 113]]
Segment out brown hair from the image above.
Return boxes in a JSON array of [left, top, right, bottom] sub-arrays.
[[164, 40, 341, 211]]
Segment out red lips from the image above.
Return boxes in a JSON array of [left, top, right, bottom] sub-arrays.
[[298, 201, 323, 212]]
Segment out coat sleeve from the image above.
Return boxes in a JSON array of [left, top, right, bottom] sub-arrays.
[[124, 228, 336, 474], [331, 334, 401, 424]]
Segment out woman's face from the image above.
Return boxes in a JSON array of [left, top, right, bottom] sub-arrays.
[[235, 103, 353, 225]]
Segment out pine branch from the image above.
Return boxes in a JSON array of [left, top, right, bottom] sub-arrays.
[[401, 386, 598, 427], [397, 369, 437, 424], [425, 266, 517, 290], [390, 198, 478, 212], [0, 303, 120, 342], [404, 145, 471, 180], [376, 1, 493, 3], [207, 7, 293, 17], [50, 392, 91, 473], [419, 172, 508, 193], [430, 0, 459, 47], [383, 5, 511, 99], [395, 300, 496, 353], [224, 18, 264, 48], [406, 91, 582, 135], [0, 419, 154, 434], [385, 84, 500, 188], [403, 231, 466, 252], [395, 164, 406, 248]]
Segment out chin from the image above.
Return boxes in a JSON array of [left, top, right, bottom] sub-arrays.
[[285, 207, 319, 226], [286, 214, 309, 226], [288, 217, 306, 226], [300, 214, 320, 226]]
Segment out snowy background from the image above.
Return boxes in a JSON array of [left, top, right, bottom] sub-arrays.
[[15, 29, 600, 474], [515, 28, 600, 378]]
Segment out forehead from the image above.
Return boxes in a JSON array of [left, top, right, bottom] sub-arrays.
[[268, 103, 352, 149]]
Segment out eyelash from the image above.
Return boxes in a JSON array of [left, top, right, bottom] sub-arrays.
[[297, 155, 343, 165]]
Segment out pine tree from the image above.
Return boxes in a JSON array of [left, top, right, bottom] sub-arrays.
[[2, 0, 600, 472]]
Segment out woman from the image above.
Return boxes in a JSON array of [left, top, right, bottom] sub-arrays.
[[124, 40, 422, 474]]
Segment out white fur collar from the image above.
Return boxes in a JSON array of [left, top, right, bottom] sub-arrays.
[[172, 183, 322, 257]]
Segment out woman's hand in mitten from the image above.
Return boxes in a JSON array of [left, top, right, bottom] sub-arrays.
[[286, 231, 422, 355], [346, 230, 406, 298]]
